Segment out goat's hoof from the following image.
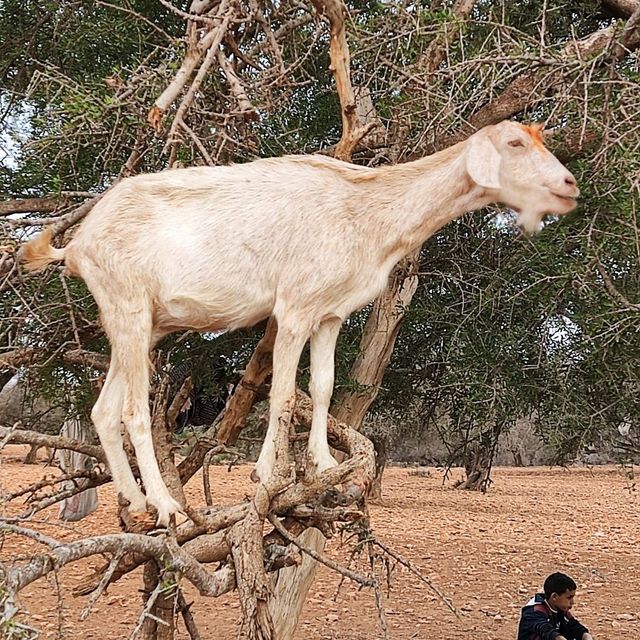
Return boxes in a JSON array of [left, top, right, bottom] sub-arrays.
[[120, 509, 157, 533], [148, 495, 185, 528], [305, 453, 338, 481]]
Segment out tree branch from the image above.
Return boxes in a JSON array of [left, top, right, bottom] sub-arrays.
[[0, 426, 106, 463], [418, 0, 477, 75], [149, 0, 233, 130], [0, 196, 71, 217], [310, 0, 376, 161], [437, 13, 640, 149]]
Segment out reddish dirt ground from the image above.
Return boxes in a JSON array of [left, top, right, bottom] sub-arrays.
[[1, 444, 639, 639]]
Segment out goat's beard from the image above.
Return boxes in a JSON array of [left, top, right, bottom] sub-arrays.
[[516, 209, 544, 235]]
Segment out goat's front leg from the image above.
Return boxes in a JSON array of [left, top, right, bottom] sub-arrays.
[[307, 317, 341, 477], [252, 321, 308, 484]]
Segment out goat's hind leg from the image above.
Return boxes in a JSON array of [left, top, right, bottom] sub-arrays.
[[112, 308, 183, 526], [307, 317, 341, 477], [91, 361, 146, 512]]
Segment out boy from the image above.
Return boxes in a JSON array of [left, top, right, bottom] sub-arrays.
[[517, 572, 594, 640]]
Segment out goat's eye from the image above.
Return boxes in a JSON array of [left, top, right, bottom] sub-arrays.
[[508, 139, 525, 148]]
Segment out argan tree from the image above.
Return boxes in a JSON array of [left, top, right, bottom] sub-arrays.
[[1, 0, 639, 638]]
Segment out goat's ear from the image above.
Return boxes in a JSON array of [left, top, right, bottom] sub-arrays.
[[465, 135, 502, 190]]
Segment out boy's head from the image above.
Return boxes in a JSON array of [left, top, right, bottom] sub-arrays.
[[544, 572, 578, 612]]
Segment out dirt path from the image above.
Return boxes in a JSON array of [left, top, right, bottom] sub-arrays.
[[1, 445, 638, 639]]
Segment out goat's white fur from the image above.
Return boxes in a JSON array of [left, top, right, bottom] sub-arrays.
[[22, 121, 578, 525]]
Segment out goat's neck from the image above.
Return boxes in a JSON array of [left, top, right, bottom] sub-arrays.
[[364, 141, 490, 257]]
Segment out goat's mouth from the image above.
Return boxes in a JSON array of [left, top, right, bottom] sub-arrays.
[[550, 192, 578, 213], [552, 193, 577, 203]]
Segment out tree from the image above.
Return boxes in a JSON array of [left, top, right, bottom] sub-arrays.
[[1, 0, 639, 638]]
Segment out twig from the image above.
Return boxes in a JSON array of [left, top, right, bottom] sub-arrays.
[[201, 446, 225, 507], [596, 260, 640, 310], [179, 121, 215, 165], [80, 551, 125, 621], [58, 272, 80, 346], [177, 589, 202, 640], [216, 50, 258, 117], [163, 8, 233, 159], [151, 0, 232, 124], [372, 538, 458, 617], [367, 539, 390, 640], [18, 473, 111, 519], [267, 514, 375, 587], [8, 468, 104, 501], [95, 0, 175, 41], [129, 580, 164, 640], [52, 568, 65, 640]]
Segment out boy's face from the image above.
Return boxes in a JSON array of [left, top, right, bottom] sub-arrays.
[[549, 589, 576, 612]]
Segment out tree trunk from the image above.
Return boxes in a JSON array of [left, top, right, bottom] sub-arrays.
[[456, 448, 493, 492], [269, 528, 324, 639], [23, 444, 41, 464], [455, 428, 502, 493]]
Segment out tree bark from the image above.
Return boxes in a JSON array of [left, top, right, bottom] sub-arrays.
[[269, 528, 324, 639]]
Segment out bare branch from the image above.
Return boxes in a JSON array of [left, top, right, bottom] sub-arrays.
[[596, 261, 640, 311], [1, 196, 71, 217], [149, 0, 233, 129], [216, 49, 259, 118], [0, 426, 106, 463], [418, 0, 477, 75], [310, 0, 376, 160], [268, 515, 374, 587], [372, 538, 458, 617], [79, 550, 125, 621]]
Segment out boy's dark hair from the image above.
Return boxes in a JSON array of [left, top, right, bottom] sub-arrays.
[[544, 572, 577, 598]]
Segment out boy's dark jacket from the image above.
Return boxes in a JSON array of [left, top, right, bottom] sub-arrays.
[[517, 593, 589, 640]]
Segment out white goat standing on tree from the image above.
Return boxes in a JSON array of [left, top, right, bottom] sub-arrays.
[[23, 121, 579, 525]]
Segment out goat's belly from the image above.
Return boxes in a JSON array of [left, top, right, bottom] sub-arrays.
[[155, 292, 273, 333]]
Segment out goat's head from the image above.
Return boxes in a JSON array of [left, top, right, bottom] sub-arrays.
[[465, 121, 579, 234]]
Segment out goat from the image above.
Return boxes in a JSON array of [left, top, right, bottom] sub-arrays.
[[22, 121, 579, 525]]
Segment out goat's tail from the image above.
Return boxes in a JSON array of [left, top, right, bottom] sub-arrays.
[[21, 228, 66, 272]]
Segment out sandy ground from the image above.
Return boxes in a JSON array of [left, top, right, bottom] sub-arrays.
[[1, 444, 639, 639]]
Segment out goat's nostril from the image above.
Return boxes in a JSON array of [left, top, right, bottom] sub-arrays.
[[565, 175, 577, 187]]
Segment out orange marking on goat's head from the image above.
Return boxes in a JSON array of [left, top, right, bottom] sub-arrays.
[[524, 123, 546, 150]]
